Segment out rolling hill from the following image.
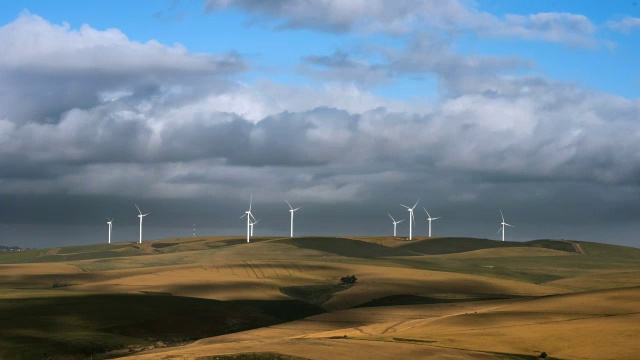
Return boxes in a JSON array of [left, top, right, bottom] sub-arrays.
[[1, 236, 639, 359]]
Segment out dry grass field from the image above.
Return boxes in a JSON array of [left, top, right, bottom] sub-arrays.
[[1, 236, 639, 359]]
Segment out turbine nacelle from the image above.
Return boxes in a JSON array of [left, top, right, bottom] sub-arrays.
[[423, 208, 442, 221], [286, 200, 301, 212], [388, 213, 404, 225]]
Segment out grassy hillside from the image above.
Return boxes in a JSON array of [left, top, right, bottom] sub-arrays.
[[1, 236, 639, 360], [0, 293, 322, 360], [400, 237, 577, 255]]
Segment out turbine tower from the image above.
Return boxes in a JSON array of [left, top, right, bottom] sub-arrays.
[[135, 204, 149, 244], [286, 200, 302, 238], [388, 214, 404, 237], [250, 218, 259, 236], [423, 208, 441, 237], [106, 218, 113, 244], [241, 195, 256, 243], [497, 209, 514, 241], [400, 199, 419, 240]]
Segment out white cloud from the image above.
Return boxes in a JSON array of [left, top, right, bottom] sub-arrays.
[[0, 12, 245, 124], [206, 0, 596, 45], [606, 16, 640, 33]]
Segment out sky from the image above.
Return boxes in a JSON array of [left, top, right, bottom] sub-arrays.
[[0, 0, 639, 248]]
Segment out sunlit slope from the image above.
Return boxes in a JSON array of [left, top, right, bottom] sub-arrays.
[[130, 286, 639, 360], [2, 237, 639, 302]]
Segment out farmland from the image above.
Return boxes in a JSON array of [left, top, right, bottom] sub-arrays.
[[1, 236, 639, 359]]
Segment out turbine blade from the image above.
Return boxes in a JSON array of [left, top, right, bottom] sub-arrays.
[[497, 227, 503, 234], [285, 200, 293, 210], [505, 223, 514, 227], [400, 204, 410, 209], [388, 213, 395, 222], [294, 206, 302, 211], [500, 209, 504, 222], [432, 217, 441, 220], [412, 198, 420, 209], [240, 213, 247, 218], [423, 208, 431, 218], [249, 194, 252, 212], [135, 204, 142, 215], [397, 219, 404, 223]]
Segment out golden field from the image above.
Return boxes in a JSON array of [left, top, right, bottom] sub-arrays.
[[1, 236, 639, 360]]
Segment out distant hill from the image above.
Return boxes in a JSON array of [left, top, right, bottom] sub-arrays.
[[0, 245, 22, 252], [277, 237, 578, 258], [399, 237, 577, 255]]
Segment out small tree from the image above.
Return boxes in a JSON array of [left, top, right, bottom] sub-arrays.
[[340, 275, 358, 285]]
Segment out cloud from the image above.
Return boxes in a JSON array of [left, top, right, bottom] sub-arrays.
[[0, 12, 245, 124], [205, 0, 596, 45], [295, 33, 531, 94], [606, 16, 640, 33], [300, 51, 391, 87], [500, 12, 595, 45]]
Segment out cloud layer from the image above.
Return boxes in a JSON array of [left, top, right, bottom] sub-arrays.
[[206, 0, 596, 45], [1, 6, 639, 247]]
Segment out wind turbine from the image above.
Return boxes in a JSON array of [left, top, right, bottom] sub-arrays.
[[286, 200, 302, 238], [250, 218, 260, 236], [135, 204, 149, 244], [106, 218, 113, 244], [497, 209, 514, 241], [400, 199, 419, 240], [388, 214, 404, 237], [423, 208, 441, 237], [241, 195, 256, 243]]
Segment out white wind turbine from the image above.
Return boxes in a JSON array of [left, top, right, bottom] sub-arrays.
[[286, 200, 302, 238], [135, 204, 149, 244], [250, 218, 260, 236], [106, 218, 113, 244], [400, 199, 419, 240], [423, 208, 441, 237], [388, 214, 404, 237], [498, 209, 514, 241], [241, 195, 256, 243]]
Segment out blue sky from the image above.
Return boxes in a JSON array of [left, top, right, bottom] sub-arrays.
[[2, 0, 638, 98], [1, 1, 640, 247]]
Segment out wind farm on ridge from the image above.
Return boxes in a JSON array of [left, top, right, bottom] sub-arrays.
[[117, 196, 515, 245]]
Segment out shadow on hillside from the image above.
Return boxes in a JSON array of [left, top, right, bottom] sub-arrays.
[[0, 294, 323, 360], [278, 237, 578, 258]]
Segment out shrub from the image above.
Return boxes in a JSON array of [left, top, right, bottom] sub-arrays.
[[340, 275, 357, 285], [52, 280, 70, 288]]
